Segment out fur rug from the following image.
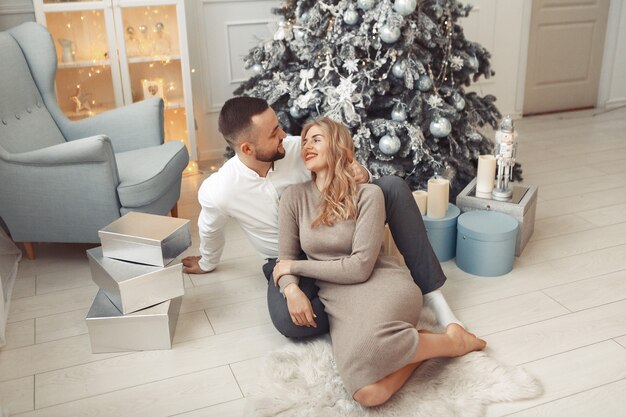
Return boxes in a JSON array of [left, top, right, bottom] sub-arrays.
[[245, 309, 541, 417]]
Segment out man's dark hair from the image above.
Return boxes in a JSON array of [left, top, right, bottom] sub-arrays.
[[218, 96, 269, 148]]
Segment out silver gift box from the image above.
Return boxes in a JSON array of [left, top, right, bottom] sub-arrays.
[[99, 212, 191, 267], [87, 246, 184, 314], [455, 178, 538, 256], [86, 289, 182, 353]]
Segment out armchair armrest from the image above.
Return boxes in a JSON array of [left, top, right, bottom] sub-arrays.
[[60, 98, 164, 153], [0, 135, 116, 167], [0, 136, 122, 243]]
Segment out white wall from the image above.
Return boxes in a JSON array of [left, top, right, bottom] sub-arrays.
[[599, 0, 626, 109], [0, 0, 35, 31]]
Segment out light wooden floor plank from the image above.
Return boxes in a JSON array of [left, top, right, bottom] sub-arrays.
[[205, 297, 271, 334], [543, 269, 626, 312], [0, 319, 34, 351], [484, 300, 626, 366], [505, 378, 626, 417], [485, 341, 626, 417], [171, 398, 247, 417], [455, 291, 570, 336], [33, 325, 286, 408], [0, 376, 33, 415], [22, 367, 242, 417]]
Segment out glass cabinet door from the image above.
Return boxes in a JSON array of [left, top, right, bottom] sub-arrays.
[[115, 3, 195, 157], [35, 3, 122, 120]]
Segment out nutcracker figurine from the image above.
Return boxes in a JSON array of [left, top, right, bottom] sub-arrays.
[[492, 115, 517, 201]]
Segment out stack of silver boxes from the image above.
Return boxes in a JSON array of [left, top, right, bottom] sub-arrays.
[[85, 212, 191, 353]]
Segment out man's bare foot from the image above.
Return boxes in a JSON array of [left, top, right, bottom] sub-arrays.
[[446, 323, 487, 357]]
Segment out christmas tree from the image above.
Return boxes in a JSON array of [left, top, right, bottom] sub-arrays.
[[234, 0, 506, 196]]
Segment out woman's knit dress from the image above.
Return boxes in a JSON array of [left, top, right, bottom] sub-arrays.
[[278, 181, 423, 396]]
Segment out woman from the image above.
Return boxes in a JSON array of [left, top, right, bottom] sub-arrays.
[[273, 118, 486, 407]]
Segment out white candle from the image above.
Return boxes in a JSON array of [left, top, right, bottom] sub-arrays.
[[476, 154, 496, 198], [427, 178, 449, 219], [413, 190, 428, 215]]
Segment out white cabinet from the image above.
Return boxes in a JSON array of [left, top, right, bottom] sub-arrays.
[[33, 0, 197, 160]]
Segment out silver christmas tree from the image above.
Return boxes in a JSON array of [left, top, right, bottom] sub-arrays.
[[235, 0, 511, 196]]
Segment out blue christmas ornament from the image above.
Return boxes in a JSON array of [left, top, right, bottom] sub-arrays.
[[252, 64, 263, 74], [417, 75, 433, 91], [391, 61, 406, 78], [393, 0, 417, 16], [379, 134, 401, 155], [391, 106, 407, 121], [343, 9, 359, 25], [290, 106, 305, 118], [380, 24, 401, 43], [429, 117, 452, 138], [357, 0, 376, 11], [453, 94, 466, 111]]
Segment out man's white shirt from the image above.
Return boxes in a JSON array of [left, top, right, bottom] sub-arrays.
[[197, 136, 311, 272]]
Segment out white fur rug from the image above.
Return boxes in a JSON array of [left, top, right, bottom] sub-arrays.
[[245, 309, 541, 417]]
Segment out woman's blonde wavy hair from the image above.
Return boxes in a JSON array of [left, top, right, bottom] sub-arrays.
[[301, 117, 359, 228]]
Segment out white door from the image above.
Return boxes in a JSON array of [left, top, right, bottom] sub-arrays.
[[523, 0, 609, 115]]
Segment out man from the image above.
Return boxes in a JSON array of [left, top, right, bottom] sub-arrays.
[[182, 96, 460, 338]]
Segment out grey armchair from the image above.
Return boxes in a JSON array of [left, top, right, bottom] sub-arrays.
[[0, 22, 189, 258]]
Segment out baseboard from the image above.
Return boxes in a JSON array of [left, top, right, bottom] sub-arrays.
[[604, 98, 626, 110]]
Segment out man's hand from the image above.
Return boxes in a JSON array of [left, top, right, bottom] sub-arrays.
[[283, 283, 317, 328], [272, 259, 294, 286], [182, 256, 209, 274], [350, 160, 370, 184]]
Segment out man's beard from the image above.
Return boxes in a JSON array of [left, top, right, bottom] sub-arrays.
[[255, 147, 286, 163]]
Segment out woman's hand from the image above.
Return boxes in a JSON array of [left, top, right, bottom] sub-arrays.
[[350, 160, 371, 184], [272, 259, 294, 286], [283, 283, 317, 327]]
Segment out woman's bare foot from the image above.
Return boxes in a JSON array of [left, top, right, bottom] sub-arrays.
[[445, 323, 487, 356]]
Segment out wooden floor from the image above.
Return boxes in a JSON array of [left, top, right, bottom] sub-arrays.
[[1, 107, 626, 416]]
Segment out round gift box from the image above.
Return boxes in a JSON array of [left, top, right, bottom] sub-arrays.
[[423, 203, 461, 262], [456, 211, 518, 277]]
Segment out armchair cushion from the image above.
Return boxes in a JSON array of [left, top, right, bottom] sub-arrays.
[[115, 141, 189, 208]]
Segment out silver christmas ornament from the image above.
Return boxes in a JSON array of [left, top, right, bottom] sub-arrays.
[[453, 94, 466, 111], [379, 24, 401, 43], [357, 0, 376, 11], [393, 0, 417, 16], [300, 11, 309, 23], [429, 117, 452, 138], [391, 106, 407, 121], [290, 106, 305, 119], [294, 28, 305, 41], [417, 75, 433, 91], [343, 9, 359, 25], [391, 61, 406, 78], [252, 64, 263, 74], [468, 55, 479, 71], [379, 134, 401, 155]]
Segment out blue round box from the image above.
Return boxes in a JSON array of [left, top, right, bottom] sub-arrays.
[[423, 203, 461, 262], [455, 211, 518, 277]]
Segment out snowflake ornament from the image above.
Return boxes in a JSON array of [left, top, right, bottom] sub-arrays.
[[450, 55, 464, 71], [342, 59, 359, 74], [427, 95, 444, 109]]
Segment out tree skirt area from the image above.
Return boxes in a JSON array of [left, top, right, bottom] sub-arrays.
[[245, 309, 541, 417]]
